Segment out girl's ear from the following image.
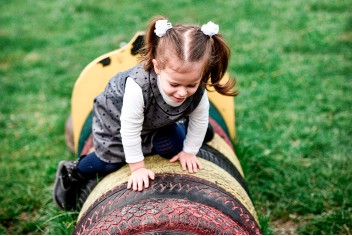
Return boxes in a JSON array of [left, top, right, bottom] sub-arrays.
[[152, 59, 161, 74]]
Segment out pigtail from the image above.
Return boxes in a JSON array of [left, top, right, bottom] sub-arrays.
[[206, 34, 238, 96], [138, 16, 168, 71]]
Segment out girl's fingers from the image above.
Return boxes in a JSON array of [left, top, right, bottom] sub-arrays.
[[127, 178, 132, 189], [132, 178, 138, 191], [181, 160, 187, 171], [192, 162, 198, 173], [149, 170, 155, 180], [128, 169, 156, 191], [197, 160, 202, 170], [187, 162, 194, 173], [169, 155, 179, 163], [138, 177, 144, 191], [142, 174, 150, 189]]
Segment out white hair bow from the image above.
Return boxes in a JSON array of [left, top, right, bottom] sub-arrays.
[[201, 21, 219, 37], [154, 20, 172, 37]]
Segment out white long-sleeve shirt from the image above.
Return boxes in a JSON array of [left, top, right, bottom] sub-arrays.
[[120, 77, 209, 163]]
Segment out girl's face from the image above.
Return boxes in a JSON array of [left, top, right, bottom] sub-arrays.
[[152, 58, 203, 103]]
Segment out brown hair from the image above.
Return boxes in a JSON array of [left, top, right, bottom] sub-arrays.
[[139, 16, 238, 96]]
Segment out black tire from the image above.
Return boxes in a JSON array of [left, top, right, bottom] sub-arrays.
[[198, 144, 250, 195], [73, 174, 260, 235], [77, 178, 100, 209]]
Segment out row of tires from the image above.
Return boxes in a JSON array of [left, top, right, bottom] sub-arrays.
[[69, 117, 261, 235]]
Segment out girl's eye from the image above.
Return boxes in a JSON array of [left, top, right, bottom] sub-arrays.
[[170, 83, 178, 87], [188, 84, 197, 88]]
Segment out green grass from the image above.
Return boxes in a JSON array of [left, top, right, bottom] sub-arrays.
[[0, 0, 351, 234]]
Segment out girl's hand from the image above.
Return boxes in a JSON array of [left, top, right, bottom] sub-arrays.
[[127, 168, 155, 191], [169, 151, 202, 173], [127, 162, 155, 191]]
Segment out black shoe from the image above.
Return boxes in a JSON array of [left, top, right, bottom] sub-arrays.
[[53, 160, 85, 210], [203, 122, 215, 143]]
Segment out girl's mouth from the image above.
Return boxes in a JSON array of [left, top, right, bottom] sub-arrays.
[[173, 96, 185, 103]]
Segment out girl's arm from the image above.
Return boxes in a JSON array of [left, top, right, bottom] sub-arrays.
[[120, 77, 155, 191], [183, 91, 210, 154], [169, 91, 209, 173]]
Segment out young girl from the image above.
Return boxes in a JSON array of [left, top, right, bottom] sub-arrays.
[[53, 16, 237, 210]]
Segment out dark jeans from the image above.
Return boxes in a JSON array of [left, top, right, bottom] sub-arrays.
[[77, 123, 186, 178]]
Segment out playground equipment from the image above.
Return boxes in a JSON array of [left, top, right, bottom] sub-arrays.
[[65, 32, 261, 234]]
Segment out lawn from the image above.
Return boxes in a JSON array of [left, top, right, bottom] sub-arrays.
[[0, 0, 351, 234]]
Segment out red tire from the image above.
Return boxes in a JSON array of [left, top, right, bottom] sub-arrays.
[[77, 198, 247, 235], [74, 174, 260, 235]]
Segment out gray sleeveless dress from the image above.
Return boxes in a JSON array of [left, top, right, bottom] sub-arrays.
[[92, 64, 205, 163]]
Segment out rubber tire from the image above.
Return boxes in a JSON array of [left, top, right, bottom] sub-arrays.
[[73, 174, 260, 235], [198, 144, 250, 195], [77, 178, 100, 209], [76, 144, 250, 210]]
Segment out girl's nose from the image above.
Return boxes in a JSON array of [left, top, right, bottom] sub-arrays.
[[177, 87, 187, 97]]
